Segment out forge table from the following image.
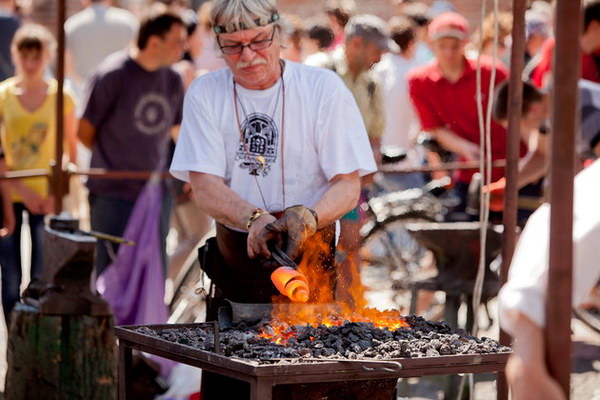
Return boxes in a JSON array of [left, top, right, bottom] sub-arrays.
[[115, 323, 509, 400]]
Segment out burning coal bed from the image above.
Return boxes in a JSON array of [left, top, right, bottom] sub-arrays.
[[135, 315, 509, 364]]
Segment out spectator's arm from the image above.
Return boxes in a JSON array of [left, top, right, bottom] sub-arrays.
[[517, 130, 548, 188], [0, 156, 15, 237], [370, 80, 385, 142], [430, 126, 480, 161], [64, 49, 84, 87], [77, 118, 96, 150], [593, 141, 600, 158], [408, 77, 479, 160], [65, 110, 77, 164], [504, 311, 566, 400], [170, 125, 181, 142], [369, 81, 384, 161]]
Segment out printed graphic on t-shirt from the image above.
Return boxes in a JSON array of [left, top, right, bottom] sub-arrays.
[[235, 112, 278, 176], [133, 93, 171, 135], [11, 122, 48, 167]]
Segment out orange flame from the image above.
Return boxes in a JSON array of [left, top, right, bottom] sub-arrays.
[[259, 231, 409, 345]]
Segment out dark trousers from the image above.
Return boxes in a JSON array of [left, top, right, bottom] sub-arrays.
[[89, 188, 173, 277], [0, 203, 44, 324], [201, 223, 337, 400]]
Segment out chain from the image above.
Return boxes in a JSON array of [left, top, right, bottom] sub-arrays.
[[232, 60, 286, 211]]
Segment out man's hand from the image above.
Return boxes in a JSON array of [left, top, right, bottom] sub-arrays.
[[504, 311, 566, 400], [483, 178, 506, 212], [460, 140, 481, 161], [430, 127, 480, 161], [247, 213, 277, 259], [1, 201, 15, 237], [258, 205, 318, 261], [16, 185, 50, 215]]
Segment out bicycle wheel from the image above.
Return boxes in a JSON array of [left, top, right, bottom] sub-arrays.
[[168, 256, 209, 324], [573, 306, 600, 334], [360, 214, 437, 313], [168, 231, 215, 324]]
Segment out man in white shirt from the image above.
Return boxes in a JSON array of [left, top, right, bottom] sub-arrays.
[[65, 0, 139, 93], [170, 1, 375, 397], [374, 15, 425, 190], [498, 159, 600, 400], [170, 0, 375, 314]]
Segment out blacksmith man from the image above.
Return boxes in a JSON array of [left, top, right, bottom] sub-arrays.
[[170, 0, 375, 394], [170, 0, 374, 313]]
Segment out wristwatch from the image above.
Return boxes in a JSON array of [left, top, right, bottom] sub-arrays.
[[246, 208, 269, 230]]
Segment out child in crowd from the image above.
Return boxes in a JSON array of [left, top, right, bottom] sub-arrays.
[[0, 23, 77, 323]]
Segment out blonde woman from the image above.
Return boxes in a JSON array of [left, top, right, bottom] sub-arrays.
[[0, 23, 77, 323]]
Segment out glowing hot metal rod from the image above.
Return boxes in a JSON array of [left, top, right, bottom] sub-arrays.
[[270, 245, 310, 303]]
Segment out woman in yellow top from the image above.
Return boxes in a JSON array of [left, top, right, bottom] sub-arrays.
[[0, 23, 77, 323]]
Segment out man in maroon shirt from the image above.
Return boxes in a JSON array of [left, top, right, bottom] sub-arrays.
[[408, 12, 524, 215]]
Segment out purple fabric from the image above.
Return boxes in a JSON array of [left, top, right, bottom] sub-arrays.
[[97, 177, 167, 325], [97, 177, 176, 376], [81, 51, 184, 201]]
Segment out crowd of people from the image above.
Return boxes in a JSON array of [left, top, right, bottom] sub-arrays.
[[0, 0, 600, 398]]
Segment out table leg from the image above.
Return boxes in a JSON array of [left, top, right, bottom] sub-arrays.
[[118, 341, 133, 400], [250, 378, 273, 400], [497, 371, 509, 400], [444, 293, 461, 329]]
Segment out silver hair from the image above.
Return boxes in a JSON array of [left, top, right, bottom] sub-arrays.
[[211, 0, 282, 34]]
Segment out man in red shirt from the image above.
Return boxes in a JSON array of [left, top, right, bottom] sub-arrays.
[[408, 12, 523, 216], [531, 1, 600, 88]]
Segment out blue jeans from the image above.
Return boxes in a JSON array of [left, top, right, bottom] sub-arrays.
[[380, 171, 426, 192], [89, 188, 173, 277], [0, 203, 45, 324]]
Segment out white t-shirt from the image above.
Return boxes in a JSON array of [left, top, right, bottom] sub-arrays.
[[170, 61, 376, 212], [65, 3, 138, 83], [498, 159, 600, 333], [373, 53, 424, 168]]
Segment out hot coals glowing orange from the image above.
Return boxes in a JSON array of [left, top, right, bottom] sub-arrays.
[[259, 235, 409, 345]]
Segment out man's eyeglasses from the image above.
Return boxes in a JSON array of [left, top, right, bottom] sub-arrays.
[[217, 28, 277, 55]]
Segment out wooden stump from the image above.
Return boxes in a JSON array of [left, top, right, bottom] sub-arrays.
[[5, 303, 117, 400]]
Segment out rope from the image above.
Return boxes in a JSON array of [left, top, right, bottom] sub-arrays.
[[457, 0, 500, 398]]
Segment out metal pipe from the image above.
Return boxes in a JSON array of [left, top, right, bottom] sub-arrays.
[[501, 0, 526, 292], [546, 0, 582, 396], [213, 321, 221, 355], [498, 0, 526, 397], [52, 0, 66, 214], [0, 170, 50, 180], [0, 169, 172, 181], [73, 169, 172, 180], [379, 159, 506, 174]]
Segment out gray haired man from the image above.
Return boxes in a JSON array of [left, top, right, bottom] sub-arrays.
[[170, 0, 376, 396]]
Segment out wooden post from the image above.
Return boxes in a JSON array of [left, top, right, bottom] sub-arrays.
[[498, 0, 526, 398], [546, 0, 582, 397], [5, 219, 117, 399], [118, 341, 134, 400], [52, 0, 67, 214], [5, 304, 117, 399]]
